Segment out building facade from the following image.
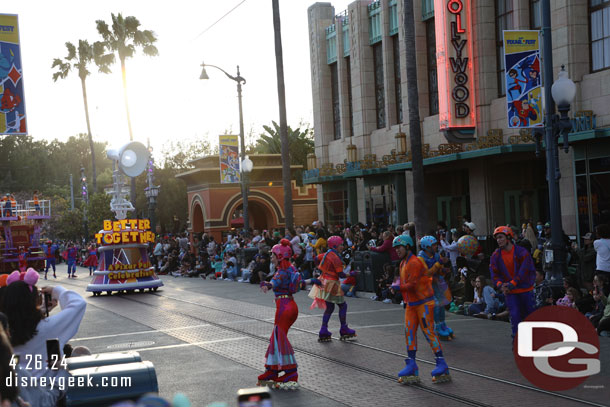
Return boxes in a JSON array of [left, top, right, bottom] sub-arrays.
[[177, 154, 318, 241], [306, 0, 610, 241]]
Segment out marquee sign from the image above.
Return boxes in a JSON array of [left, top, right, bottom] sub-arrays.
[[434, 0, 476, 131]]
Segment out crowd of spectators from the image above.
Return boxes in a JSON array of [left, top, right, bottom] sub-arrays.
[[147, 220, 610, 337]]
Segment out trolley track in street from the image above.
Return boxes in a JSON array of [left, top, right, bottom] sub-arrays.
[[120, 289, 603, 407], [60, 277, 604, 407]]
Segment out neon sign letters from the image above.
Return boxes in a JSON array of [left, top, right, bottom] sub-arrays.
[[434, 0, 476, 130]]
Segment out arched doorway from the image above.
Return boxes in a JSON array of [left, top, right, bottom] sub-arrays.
[[192, 203, 204, 234], [230, 200, 275, 231]]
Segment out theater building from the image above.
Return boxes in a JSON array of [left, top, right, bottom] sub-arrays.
[[177, 154, 318, 241], [305, 0, 610, 241]]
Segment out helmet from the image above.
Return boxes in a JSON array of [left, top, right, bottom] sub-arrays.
[[327, 235, 343, 250], [271, 238, 293, 261], [420, 236, 438, 250], [493, 226, 514, 240], [392, 235, 414, 248]]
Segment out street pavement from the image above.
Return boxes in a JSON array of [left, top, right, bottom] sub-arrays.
[[42, 264, 609, 407]]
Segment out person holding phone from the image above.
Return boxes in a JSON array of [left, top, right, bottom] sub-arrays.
[[258, 239, 302, 390], [0, 270, 87, 379]]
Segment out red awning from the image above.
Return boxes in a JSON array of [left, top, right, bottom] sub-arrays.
[[231, 217, 244, 226]]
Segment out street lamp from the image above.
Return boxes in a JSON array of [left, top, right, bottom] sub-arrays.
[[199, 61, 250, 233], [144, 143, 161, 233], [539, 0, 577, 286]]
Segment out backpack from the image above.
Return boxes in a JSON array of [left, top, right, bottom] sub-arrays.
[[288, 266, 302, 294]]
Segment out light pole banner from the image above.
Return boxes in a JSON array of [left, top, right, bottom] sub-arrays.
[[219, 135, 240, 184], [503, 30, 543, 128], [0, 14, 27, 135]]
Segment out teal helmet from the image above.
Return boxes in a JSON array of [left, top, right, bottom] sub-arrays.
[[392, 235, 414, 248]]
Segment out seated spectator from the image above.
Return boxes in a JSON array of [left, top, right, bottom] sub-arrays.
[[468, 275, 500, 317], [534, 269, 553, 309], [224, 252, 239, 281], [386, 269, 402, 304], [340, 262, 358, 298], [210, 255, 223, 279], [372, 263, 393, 301], [587, 274, 607, 329], [557, 287, 580, 308]]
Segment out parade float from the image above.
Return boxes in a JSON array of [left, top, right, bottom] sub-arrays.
[[0, 197, 50, 273], [87, 141, 163, 295]]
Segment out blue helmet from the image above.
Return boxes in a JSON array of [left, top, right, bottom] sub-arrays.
[[392, 235, 414, 248], [420, 236, 438, 250]]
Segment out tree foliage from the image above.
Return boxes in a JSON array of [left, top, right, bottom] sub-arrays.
[[252, 121, 314, 184]]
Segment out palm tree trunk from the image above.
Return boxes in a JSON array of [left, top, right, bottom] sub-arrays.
[[403, 0, 428, 241], [272, 0, 293, 228], [120, 57, 137, 206], [80, 77, 97, 193]]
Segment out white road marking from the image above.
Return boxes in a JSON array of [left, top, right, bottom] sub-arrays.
[[131, 337, 249, 352]]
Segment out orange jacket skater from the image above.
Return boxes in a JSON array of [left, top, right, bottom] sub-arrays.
[[393, 234, 450, 384]]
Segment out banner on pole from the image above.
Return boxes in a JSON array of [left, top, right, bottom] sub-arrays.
[[219, 135, 240, 184], [503, 30, 543, 128], [0, 14, 27, 135]]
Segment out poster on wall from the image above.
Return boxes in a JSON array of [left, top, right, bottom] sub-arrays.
[[219, 135, 240, 184], [503, 30, 543, 128], [0, 14, 27, 135]]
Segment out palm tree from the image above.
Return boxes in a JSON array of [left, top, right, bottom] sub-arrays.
[[403, 0, 428, 240], [254, 121, 314, 183], [271, 0, 293, 228], [52, 40, 99, 193], [95, 13, 158, 205]]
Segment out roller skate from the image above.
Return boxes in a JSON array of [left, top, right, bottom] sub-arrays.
[[273, 369, 299, 390], [398, 351, 420, 384], [318, 326, 332, 342], [257, 369, 278, 387], [431, 353, 451, 383], [441, 322, 454, 339], [435, 323, 452, 341], [339, 325, 357, 341]]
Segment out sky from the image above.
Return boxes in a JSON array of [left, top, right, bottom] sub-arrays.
[[3, 0, 352, 159]]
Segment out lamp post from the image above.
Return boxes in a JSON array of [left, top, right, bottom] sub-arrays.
[[241, 155, 253, 232], [540, 0, 577, 285], [144, 144, 160, 233], [81, 167, 88, 240], [199, 62, 250, 233]]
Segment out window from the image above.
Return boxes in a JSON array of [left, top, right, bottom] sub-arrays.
[[365, 184, 396, 226], [496, 0, 514, 97], [373, 43, 386, 128], [591, 0, 610, 71], [426, 19, 439, 115], [392, 36, 403, 123], [330, 63, 341, 140], [346, 56, 354, 138], [323, 188, 348, 226], [530, 0, 541, 30]]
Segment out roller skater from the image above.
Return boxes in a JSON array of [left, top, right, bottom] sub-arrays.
[[489, 226, 536, 340], [393, 235, 451, 384], [307, 235, 356, 342], [418, 236, 454, 341], [258, 239, 301, 390]]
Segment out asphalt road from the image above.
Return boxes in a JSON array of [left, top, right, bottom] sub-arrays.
[[43, 264, 609, 407]]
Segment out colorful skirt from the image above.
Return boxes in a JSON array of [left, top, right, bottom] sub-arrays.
[[265, 297, 298, 370], [308, 278, 345, 308]]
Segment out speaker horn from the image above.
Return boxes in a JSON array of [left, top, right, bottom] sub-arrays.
[[107, 141, 150, 178]]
